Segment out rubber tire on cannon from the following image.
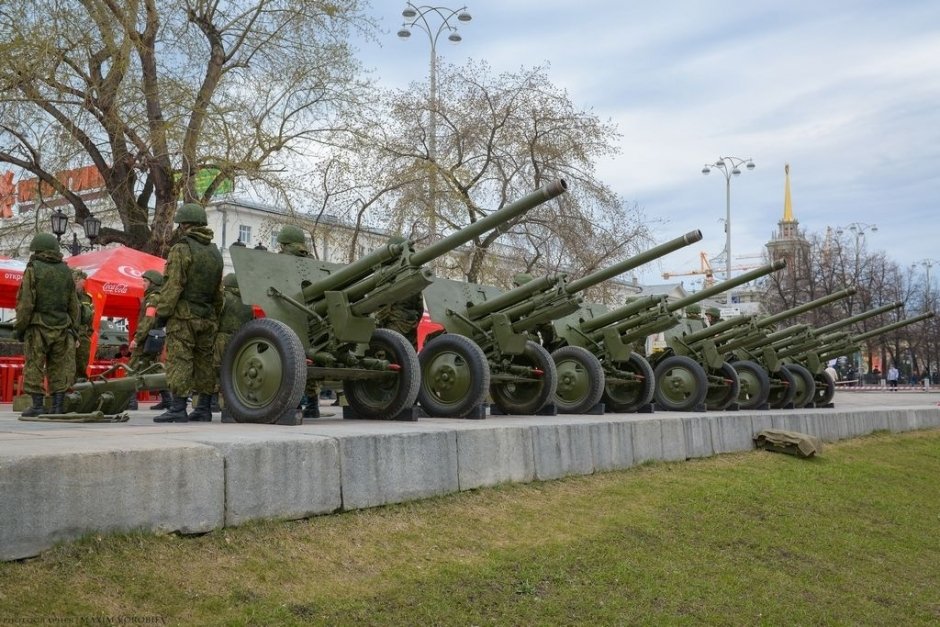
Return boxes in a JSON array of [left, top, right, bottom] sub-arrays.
[[783, 363, 816, 409], [813, 370, 836, 406], [551, 345, 605, 414], [490, 340, 558, 415], [767, 366, 797, 409], [221, 318, 307, 423], [601, 352, 655, 413], [730, 360, 771, 410], [344, 328, 421, 419], [418, 333, 491, 418], [652, 354, 708, 411], [704, 361, 741, 411]]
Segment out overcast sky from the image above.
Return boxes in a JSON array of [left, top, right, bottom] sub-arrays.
[[354, 0, 940, 287]]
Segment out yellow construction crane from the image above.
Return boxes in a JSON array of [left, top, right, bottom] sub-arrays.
[[663, 251, 762, 288]]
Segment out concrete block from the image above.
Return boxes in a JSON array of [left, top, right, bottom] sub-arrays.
[[187, 434, 342, 526], [531, 423, 594, 481], [589, 420, 635, 472], [339, 431, 458, 510], [682, 416, 714, 459], [709, 413, 755, 454], [0, 439, 223, 561], [660, 418, 688, 461], [771, 413, 806, 434], [631, 419, 663, 464], [456, 425, 535, 490]]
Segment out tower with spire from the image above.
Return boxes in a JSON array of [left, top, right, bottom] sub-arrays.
[[765, 163, 810, 277]]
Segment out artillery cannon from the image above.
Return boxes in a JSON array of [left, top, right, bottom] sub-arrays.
[[417, 230, 703, 416], [222, 180, 568, 423], [544, 260, 785, 412]]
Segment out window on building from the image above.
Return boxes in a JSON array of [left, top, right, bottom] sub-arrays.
[[238, 224, 252, 246], [270, 231, 280, 250]]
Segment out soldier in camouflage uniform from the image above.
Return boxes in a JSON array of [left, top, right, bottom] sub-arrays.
[[277, 225, 321, 417], [213, 273, 255, 420], [72, 269, 94, 382], [154, 203, 223, 423], [129, 269, 171, 410], [705, 306, 722, 327], [15, 233, 80, 416]]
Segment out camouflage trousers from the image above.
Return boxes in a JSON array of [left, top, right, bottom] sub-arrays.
[[23, 326, 76, 395], [165, 316, 218, 397], [75, 333, 92, 380], [128, 346, 161, 374], [212, 331, 232, 393]]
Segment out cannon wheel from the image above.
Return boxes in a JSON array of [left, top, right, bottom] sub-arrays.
[[345, 328, 421, 419], [705, 361, 741, 411], [653, 355, 708, 411], [813, 370, 836, 406], [552, 345, 605, 414], [731, 360, 770, 410], [783, 364, 816, 408], [418, 333, 490, 417], [602, 352, 655, 413], [221, 318, 307, 424], [768, 367, 797, 409], [490, 340, 558, 415]]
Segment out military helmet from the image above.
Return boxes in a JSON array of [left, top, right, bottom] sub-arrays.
[[685, 304, 702, 316], [277, 225, 305, 245], [142, 269, 164, 286], [222, 273, 238, 288], [174, 202, 208, 225], [706, 306, 721, 318], [29, 232, 59, 253]]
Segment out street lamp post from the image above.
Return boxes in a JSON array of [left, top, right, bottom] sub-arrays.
[[836, 222, 878, 253], [701, 156, 756, 304], [398, 3, 472, 243], [50, 208, 101, 255]]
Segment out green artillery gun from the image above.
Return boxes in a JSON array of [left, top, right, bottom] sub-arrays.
[[417, 230, 703, 416], [221, 180, 568, 423], [542, 260, 785, 412], [777, 311, 934, 405], [692, 288, 858, 409]]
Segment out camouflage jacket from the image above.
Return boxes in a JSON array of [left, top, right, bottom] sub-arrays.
[[218, 287, 255, 335], [15, 250, 80, 333], [133, 284, 162, 345], [157, 226, 223, 320], [77, 290, 94, 338]]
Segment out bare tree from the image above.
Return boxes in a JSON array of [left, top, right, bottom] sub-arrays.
[[0, 0, 375, 254]]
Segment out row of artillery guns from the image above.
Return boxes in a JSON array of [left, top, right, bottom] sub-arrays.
[[35, 179, 932, 422]]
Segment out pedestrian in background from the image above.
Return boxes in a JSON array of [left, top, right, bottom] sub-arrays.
[[15, 233, 80, 416], [887, 364, 899, 390], [153, 203, 223, 423], [73, 269, 94, 382]]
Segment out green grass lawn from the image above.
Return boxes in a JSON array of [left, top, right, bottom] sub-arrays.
[[2, 429, 939, 625]]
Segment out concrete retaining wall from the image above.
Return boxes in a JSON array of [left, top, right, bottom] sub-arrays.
[[1, 406, 938, 561]]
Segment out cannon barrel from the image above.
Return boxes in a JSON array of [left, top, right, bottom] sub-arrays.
[[465, 274, 563, 321], [410, 179, 568, 267], [756, 287, 856, 328], [681, 314, 754, 345], [814, 301, 903, 335], [579, 295, 666, 334], [563, 230, 702, 295], [816, 313, 934, 360], [667, 260, 786, 313]]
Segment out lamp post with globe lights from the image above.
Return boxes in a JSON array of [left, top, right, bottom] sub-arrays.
[[701, 156, 756, 304], [398, 3, 472, 242]]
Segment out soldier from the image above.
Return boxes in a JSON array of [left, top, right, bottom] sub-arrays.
[[129, 269, 171, 410], [73, 269, 94, 382], [15, 233, 80, 416], [213, 273, 255, 420], [153, 203, 223, 423], [705, 306, 722, 327], [277, 225, 321, 418]]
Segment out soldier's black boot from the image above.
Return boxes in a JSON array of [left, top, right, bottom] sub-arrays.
[[151, 390, 172, 410], [302, 402, 320, 419], [153, 396, 189, 423], [127, 395, 138, 410], [188, 394, 213, 422], [21, 394, 45, 418], [210, 393, 221, 413], [51, 392, 66, 415]]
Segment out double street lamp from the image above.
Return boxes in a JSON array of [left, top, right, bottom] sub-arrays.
[[398, 3, 472, 242], [836, 222, 878, 251], [701, 156, 756, 304], [50, 208, 101, 255]]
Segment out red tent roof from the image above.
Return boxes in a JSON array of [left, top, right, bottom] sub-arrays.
[[0, 258, 26, 308]]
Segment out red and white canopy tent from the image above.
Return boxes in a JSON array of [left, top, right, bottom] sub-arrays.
[[66, 247, 165, 358]]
